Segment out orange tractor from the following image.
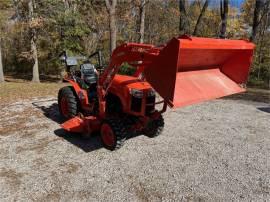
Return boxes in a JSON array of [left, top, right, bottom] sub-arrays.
[[58, 36, 255, 150]]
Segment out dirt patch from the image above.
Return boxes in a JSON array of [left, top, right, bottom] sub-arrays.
[[0, 168, 24, 190], [133, 183, 154, 202], [132, 182, 163, 202], [38, 191, 61, 202], [32, 158, 47, 168], [0, 106, 48, 136], [16, 137, 59, 154]]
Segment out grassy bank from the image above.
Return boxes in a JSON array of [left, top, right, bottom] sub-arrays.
[[0, 81, 67, 104]]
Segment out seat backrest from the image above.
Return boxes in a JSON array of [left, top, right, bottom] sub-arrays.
[[80, 63, 98, 84]]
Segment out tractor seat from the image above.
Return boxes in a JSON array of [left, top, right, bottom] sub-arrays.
[[80, 63, 98, 85]]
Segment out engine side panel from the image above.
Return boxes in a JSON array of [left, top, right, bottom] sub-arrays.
[[108, 74, 153, 116]]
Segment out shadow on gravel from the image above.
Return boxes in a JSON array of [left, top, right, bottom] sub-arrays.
[[54, 129, 103, 152], [53, 128, 142, 152], [223, 90, 269, 103], [33, 99, 144, 152], [257, 107, 270, 113], [32, 100, 104, 152], [32, 100, 65, 124]]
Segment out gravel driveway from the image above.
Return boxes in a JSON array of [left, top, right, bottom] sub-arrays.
[[0, 93, 269, 201]]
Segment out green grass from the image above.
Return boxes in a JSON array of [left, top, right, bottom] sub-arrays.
[[248, 79, 269, 90], [0, 82, 67, 104]]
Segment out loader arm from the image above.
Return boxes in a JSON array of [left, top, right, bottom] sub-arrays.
[[97, 43, 160, 117], [98, 43, 159, 89]]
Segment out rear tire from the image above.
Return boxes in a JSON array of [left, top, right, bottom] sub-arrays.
[[58, 86, 79, 119], [101, 119, 127, 150], [144, 115, 164, 138]]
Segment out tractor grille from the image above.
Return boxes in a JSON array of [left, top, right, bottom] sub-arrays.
[[131, 96, 142, 112], [146, 95, 156, 115], [131, 95, 156, 115]]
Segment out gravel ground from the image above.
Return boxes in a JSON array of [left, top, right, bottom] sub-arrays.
[[0, 93, 269, 201]]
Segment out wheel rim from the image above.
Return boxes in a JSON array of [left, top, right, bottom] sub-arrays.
[[101, 123, 115, 147], [60, 97, 69, 117]]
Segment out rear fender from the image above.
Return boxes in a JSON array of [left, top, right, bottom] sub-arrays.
[[66, 79, 89, 108]]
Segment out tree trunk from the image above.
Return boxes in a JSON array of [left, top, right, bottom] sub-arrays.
[[219, 0, 229, 39], [63, 0, 70, 13], [28, 0, 40, 82], [139, 0, 146, 43], [31, 35, 39, 82], [250, 0, 263, 42], [0, 40, 4, 83], [179, 0, 190, 35], [105, 0, 117, 54], [256, 6, 268, 80], [193, 0, 210, 36], [13, 0, 21, 20]]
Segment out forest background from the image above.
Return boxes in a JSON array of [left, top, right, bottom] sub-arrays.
[[0, 0, 269, 88]]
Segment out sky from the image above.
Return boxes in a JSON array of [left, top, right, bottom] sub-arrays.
[[210, 0, 245, 9], [189, 0, 246, 10], [230, 0, 246, 8]]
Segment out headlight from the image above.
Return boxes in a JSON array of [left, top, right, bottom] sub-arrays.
[[130, 89, 143, 98], [147, 89, 156, 97]]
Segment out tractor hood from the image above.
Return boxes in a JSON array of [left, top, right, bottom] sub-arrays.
[[144, 36, 255, 108]]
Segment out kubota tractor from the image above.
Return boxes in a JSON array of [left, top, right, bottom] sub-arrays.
[[58, 36, 255, 150]]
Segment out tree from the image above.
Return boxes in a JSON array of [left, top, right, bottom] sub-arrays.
[[144, 0, 179, 44], [0, 40, 4, 83], [63, 0, 70, 11], [240, 0, 270, 87], [219, 0, 229, 38], [13, 0, 21, 20], [105, 0, 117, 54], [0, 0, 13, 83], [28, 0, 40, 82], [250, 0, 270, 81], [193, 0, 210, 36], [250, 0, 263, 42], [138, 0, 146, 43], [179, 0, 190, 35]]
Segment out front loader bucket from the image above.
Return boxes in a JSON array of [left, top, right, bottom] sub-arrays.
[[144, 36, 255, 108]]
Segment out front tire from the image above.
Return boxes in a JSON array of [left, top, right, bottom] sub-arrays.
[[58, 86, 79, 119], [144, 115, 164, 138], [101, 119, 127, 150]]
